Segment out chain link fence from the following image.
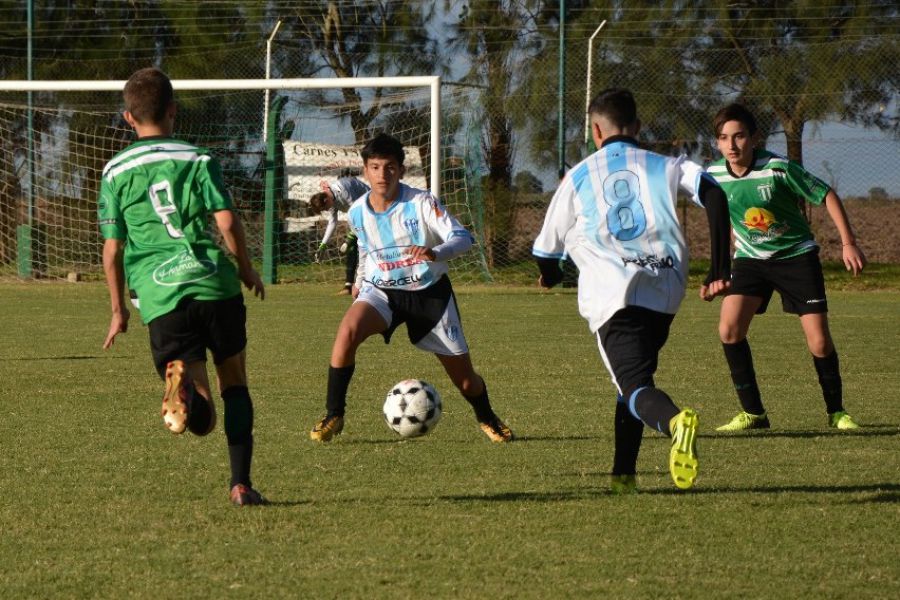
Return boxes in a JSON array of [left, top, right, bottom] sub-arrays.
[[1, 9, 897, 284]]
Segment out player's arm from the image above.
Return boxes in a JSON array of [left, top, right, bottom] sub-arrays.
[[102, 238, 130, 349], [408, 195, 473, 263], [698, 176, 732, 301], [535, 257, 565, 289], [213, 209, 265, 300], [823, 189, 866, 276], [533, 179, 576, 289]]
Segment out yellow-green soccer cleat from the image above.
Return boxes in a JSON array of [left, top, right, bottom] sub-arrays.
[[310, 414, 344, 442], [161, 360, 192, 434], [715, 411, 770, 432], [669, 409, 699, 490], [479, 416, 514, 442], [828, 411, 860, 430], [610, 474, 637, 495]]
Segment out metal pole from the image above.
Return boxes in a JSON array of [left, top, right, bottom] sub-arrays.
[[584, 20, 607, 145], [557, 0, 566, 179], [262, 20, 282, 143], [18, 0, 35, 277], [430, 76, 441, 198]]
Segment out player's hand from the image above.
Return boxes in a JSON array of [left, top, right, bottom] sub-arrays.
[[407, 246, 435, 262], [842, 243, 866, 276], [103, 308, 130, 349], [339, 241, 349, 255], [240, 267, 266, 300], [700, 279, 730, 301], [351, 284, 360, 299]]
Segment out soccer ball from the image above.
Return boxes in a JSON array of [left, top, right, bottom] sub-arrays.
[[382, 379, 442, 438]]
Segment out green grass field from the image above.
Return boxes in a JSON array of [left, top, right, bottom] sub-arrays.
[[1, 282, 898, 598]]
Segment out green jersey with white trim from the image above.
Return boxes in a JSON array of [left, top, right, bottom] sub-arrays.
[[98, 137, 240, 323], [707, 149, 829, 260]]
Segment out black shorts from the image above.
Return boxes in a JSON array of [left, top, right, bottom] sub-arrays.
[[148, 294, 247, 379], [729, 250, 827, 315], [596, 306, 675, 397], [381, 275, 454, 345]]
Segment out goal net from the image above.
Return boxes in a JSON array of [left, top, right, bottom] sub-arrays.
[[0, 77, 492, 284]]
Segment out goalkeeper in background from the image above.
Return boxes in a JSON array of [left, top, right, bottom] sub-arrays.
[[308, 174, 368, 294], [533, 88, 732, 492], [98, 67, 266, 506]]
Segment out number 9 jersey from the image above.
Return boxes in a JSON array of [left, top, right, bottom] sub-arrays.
[[98, 138, 240, 323], [533, 137, 714, 333]]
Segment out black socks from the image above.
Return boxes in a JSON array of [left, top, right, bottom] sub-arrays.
[[463, 384, 495, 423], [813, 351, 843, 414], [223, 385, 254, 488], [613, 397, 644, 476], [628, 386, 680, 436], [326, 364, 356, 417], [723, 340, 765, 415]]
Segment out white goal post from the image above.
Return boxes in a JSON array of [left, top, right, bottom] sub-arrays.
[[0, 76, 442, 197]]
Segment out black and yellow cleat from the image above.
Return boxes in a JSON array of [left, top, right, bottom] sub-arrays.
[[669, 408, 699, 490], [310, 414, 345, 442], [161, 360, 192, 434], [479, 416, 514, 443]]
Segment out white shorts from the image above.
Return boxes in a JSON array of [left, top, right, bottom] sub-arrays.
[[356, 282, 470, 356]]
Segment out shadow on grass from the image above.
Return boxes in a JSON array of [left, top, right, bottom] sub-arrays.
[[437, 482, 900, 503], [260, 500, 311, 507], [700, 426, 899, 439], [2, 355, 131, 361]]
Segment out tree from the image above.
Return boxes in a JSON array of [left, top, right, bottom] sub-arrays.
[[281, 1, 442, 143], [697, 0, 900, 165], [440, 0, 548, 265]]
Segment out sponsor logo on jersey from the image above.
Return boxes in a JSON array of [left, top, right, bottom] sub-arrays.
[[742, 207, 777, 233], [378, 256, 423, 271], [373, 273, 425, 287], [152, 250, 217, 286], [621, 254, 675, 271], [742, 207, 788, 244]]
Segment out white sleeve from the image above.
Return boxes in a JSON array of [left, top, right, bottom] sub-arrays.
[[423, 194, 473, 262], [678, 158, 713, 208], [533, 178, 576, 259], [355, 241, 368, 289], [319, 209, 339, 247]]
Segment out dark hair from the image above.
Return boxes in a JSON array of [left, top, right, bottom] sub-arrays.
[[713, 103, 758, 136], [308, 191, 330, 215], [587, 88, 637, 129], [123, 67, 174, 124], [360, 133, 405, 165]]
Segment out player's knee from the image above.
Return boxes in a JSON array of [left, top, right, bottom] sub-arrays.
[[222, 385, 253, 445], [718, 322, 745, 344], [806, 335, 833, 357]]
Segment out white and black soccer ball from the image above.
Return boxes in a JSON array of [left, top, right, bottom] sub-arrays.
[[382, 379, 442, 438]]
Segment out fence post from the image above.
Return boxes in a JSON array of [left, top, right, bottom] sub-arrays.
[[263, 95, 286, 284]]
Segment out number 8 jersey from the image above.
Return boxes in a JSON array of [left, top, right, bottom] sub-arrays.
[[533, 137, 713, 333], [98, 137, 240, 323]]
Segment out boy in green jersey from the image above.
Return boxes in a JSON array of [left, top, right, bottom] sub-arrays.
[[702, 103, 867, 432], [99, 68, 267, 506]]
